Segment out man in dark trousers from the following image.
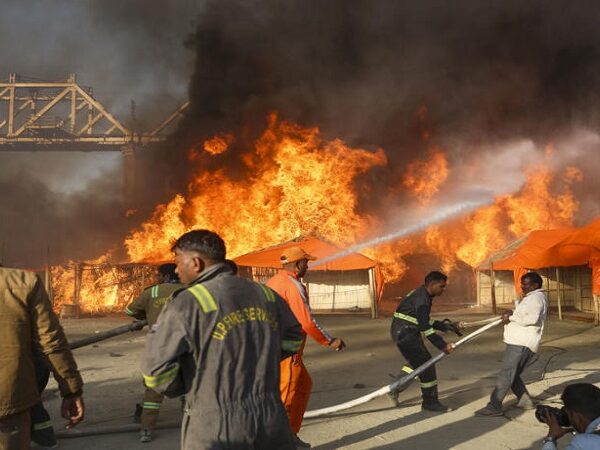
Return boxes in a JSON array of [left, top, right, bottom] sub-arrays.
[[142, 230, 303, 450], [125, 263, 182, 443], [389, 271, 455, 412]]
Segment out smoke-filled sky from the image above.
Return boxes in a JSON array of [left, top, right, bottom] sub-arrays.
[[2, 0, 600, 266]]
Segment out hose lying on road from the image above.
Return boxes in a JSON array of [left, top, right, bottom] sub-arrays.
[[69, 320, 148, 350], [304, 317, 503, 418]]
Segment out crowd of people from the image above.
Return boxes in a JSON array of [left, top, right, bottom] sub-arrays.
[[0, 230, 598, 450]]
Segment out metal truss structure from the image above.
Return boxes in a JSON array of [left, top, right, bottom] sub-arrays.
[[0, 73, 189, 152]]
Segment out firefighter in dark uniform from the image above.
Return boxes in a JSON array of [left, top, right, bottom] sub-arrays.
[[389, 271, 455, 412], [142, 230, 303, 450], [125, 263, 182, 443]]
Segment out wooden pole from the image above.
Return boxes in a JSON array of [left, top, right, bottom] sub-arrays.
[[368, 268, 378, 319], [594, 294, 599, 326], [575, 266, 582, 311], [556, 267, 563, 321], [490, 270, 497, 315]]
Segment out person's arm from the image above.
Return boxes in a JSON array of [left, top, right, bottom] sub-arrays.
[[142, 299, 190, 397], [125, 290, 148, 320], [29, 276, 85, 428], [415, 304, 448, 351], [510, 292, 545, 327]]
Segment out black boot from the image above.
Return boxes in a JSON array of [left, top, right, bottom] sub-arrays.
[[133, 403, 143, 424], [421, 386, 452, 412]]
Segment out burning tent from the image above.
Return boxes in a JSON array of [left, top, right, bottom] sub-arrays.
[[234, 237, 384, 318], [476, 219, 600, 322]]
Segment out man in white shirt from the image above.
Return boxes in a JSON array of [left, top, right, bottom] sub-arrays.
[[475, 271, 547, 416]]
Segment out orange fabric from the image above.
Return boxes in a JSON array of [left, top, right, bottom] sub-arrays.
[[266, 270, 332, 349], [234, 236, 385, 301], [492, 229, 574, 270], [279, 356, 312, 434], [513, 267, 528, 296], [591, 258, 600, 296]]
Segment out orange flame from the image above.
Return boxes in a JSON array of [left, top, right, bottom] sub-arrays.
[[402, 147, 449, 204], [126, 114, 387, 262]]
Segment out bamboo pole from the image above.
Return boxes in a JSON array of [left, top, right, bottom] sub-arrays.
[[556, 267, 563, 321], [490, 270, 497, 314]]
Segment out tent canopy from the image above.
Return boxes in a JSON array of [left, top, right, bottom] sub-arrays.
[[234, 236, 378, 271], [234, 236, 385, 302]]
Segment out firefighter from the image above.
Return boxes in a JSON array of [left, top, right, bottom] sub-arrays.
[[389, 271, 455, 412], [125, 263, 182, 443], [267, 246, 346, 449], [0, 266, 84, 450], [142, 230, 303, 450]]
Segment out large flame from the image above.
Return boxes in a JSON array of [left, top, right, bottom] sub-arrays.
[[51, 112, 585, 313], [125, 114, 387, 261]]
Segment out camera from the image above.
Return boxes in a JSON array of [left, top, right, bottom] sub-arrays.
[[535, 405, 570, 427]]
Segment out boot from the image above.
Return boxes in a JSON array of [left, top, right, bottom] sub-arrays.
[[133, 403, 142, 424], [421, 385, 452, 412]]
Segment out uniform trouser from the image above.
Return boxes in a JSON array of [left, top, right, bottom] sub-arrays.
[[141, 386, 164, 430], [280, 355, 312, 434], [181, 394, 295, 450], [0, 411, 31, 450], [31, 354, 55, 444], [487, 344, 534, 410], [395, 331, 439, 403]]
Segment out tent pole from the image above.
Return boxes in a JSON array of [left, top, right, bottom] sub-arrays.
[[490, 270, 497, 315], [593, 294, 599, 326], [556, 267, 563, 321], [368, 268, 377, 319]]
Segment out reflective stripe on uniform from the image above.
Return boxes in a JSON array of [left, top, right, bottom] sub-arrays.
[[393, 312, 418, 324], [33, 420, 53, 431], [143, 364, 180, 388], [420, 380, 438, 388], [423, 328, 436, 336], [258, 284, 276, 302], [187, 284, 217, 313], [151, 285, 159, 298], [401, 365, 414, 374], [282, 339, 302, 352], [143, 402, 162, 410], [125, 307, 135, 316]]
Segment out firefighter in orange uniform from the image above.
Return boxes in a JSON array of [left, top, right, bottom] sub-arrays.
[[267, 246, 346, 449]]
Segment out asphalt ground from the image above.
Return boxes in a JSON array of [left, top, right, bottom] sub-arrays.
[[41, 311, 599, 449]]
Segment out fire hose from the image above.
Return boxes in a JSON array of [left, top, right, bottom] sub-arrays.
[[304, 316, 502, 418], [69, 320, 148, 350]]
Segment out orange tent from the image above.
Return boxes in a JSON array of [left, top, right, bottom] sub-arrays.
[[483, 218, 600, 296], [234, 236, 385, 303]]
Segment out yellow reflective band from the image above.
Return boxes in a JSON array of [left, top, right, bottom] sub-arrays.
[[282, 339, 302, 352], [401, 366, 414, 374], [33, 420, 53, 431], [151, 285, 159, 298], [143, 402, 162, 410], [143, 364, 180, 388], [125, 307, 135, 316], [423, 328, 436, 336], [188, 284, 217, 313], [420, 380, 438, 388], [393, 312, 418, 324], [259, 284, 276, 302], [429, 319, 435, 325]]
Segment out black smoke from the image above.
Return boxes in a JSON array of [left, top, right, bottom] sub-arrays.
[[4, 0, 600, 267]]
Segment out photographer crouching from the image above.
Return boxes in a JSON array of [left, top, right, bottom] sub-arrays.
[[538, 383, 600, 449]]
